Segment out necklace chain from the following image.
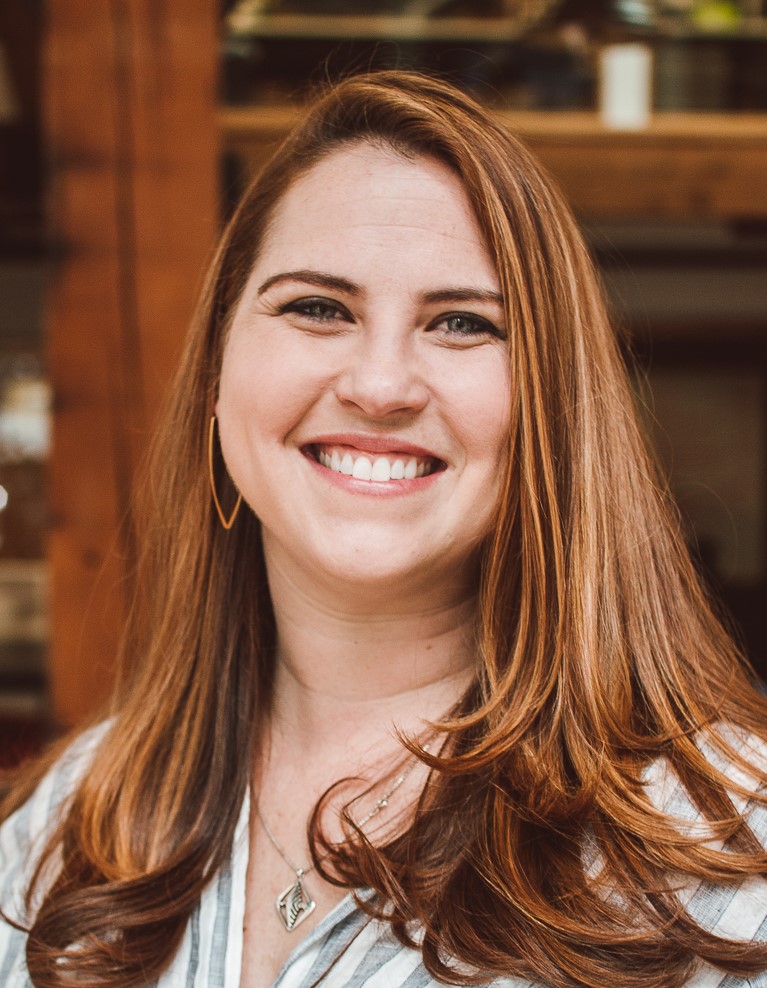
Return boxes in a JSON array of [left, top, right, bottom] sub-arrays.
[[256, 809, 308, 877], [256, 744, 429, 932], [256, 743, 429, 877]]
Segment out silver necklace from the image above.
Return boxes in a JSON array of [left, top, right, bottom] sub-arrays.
[[257, 746, 429, 932]]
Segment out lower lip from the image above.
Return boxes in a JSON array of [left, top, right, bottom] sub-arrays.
[[303, 452, 443, 496]]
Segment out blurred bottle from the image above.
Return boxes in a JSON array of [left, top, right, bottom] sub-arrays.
[[0, 355, 50, 559]]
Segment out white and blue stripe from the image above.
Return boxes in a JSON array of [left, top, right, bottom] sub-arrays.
[[2, 728, 767, 986]]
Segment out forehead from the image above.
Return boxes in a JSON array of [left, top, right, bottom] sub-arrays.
[[250, 142, 498, 287]]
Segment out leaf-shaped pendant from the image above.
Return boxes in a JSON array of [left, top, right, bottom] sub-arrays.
[[276, 875, 316, 932]]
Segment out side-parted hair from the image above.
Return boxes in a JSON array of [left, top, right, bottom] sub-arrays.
[[5, 71, 767, 987]]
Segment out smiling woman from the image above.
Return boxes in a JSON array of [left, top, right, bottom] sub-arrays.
[[217, 145, 510, 600], [2, 72, 767, 988]]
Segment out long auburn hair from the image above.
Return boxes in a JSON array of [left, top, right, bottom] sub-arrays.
[[5, 71, 767, 987]]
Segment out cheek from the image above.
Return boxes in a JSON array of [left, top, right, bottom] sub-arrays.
[[448, 359, 512, 465], [457, 377, 512, 545], [216, 330, 330, 458], [215, 350, 297, 514]]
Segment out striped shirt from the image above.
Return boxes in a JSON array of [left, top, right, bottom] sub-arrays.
[[2, 728, 767, 987]]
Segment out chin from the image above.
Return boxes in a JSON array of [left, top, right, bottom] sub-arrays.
[[306, 542, 475, 603]]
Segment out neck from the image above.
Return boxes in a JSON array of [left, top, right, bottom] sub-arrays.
[[263, 549, 478, 766], [253, 549, 479, 884]]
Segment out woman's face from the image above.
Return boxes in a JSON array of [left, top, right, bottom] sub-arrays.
[[217, 142, 511, 602]]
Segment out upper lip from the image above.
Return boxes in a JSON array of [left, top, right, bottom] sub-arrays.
[[302, 432, 442, 460]]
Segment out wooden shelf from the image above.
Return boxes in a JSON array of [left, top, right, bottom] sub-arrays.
[[220, 107, 767, 220], [221, 105, 767, 142]]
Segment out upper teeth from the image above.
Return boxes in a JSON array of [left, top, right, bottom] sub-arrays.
[[317, 448, 431, 483]]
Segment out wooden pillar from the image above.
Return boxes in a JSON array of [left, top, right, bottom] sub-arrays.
[[45, 1, 218, 726]]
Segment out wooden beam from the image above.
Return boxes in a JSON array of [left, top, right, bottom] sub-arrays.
[[45, 1, 218, 726]]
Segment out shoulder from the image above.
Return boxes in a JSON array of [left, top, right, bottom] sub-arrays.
[[642, 725, 767, 828], [642, 727, 767, 983], [0, 722, 110, 983], [0, 722, 110, 924]]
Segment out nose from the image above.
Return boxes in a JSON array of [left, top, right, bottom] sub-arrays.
[[333, 327, 429, 419]]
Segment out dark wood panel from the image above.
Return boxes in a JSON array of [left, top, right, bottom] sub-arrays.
[[45, 0, 218, 726]]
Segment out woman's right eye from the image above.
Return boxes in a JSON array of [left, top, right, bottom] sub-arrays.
[[278, 297, 351, 323]]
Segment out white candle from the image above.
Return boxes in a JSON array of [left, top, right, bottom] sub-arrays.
[[599, 44, 653, 130]]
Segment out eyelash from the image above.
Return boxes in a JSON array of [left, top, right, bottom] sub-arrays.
[[276, 297, 505, 340], [277, 297, 351, 323], [429, 312, 505, 340]]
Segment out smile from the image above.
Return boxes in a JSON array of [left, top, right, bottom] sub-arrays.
[[307, 444, 445, 483]]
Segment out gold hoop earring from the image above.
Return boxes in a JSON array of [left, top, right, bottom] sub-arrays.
[[208, 415, 242, 530]]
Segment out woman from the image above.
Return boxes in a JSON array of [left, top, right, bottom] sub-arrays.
[[2, 70, 767, 988]]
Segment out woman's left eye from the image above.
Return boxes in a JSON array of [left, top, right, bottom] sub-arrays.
[[430, 312, 505, 340]]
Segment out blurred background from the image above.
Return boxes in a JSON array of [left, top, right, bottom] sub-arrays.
[[0, 0, 765, 765]]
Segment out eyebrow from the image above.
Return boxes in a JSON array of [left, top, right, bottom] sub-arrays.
[[422, 288, 504, 307], [257, 270, 504, 308], [258, 270, 362, 297]]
